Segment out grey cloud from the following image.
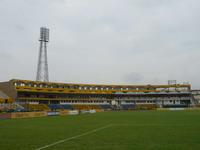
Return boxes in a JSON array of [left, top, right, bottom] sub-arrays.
[[0, 0, 200, 89], [123, 72, 144, 84]]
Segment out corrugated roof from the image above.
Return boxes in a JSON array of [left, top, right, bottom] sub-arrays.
[[0, 91, 9, 99]]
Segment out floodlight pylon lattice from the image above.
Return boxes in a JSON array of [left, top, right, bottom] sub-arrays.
[[36, 27, 49, 82]]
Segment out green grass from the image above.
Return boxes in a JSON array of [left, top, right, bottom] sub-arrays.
[[1, 111, 200, 150]]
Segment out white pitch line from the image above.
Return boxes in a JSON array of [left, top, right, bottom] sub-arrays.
[[35, 124, 113, 150]]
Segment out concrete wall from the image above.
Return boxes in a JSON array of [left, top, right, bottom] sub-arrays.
[[0, 81, 17, 99]]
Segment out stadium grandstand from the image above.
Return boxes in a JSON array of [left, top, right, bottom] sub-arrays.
[[0, 90, 15, 112], [0, 79, 194, 112], [191, 90, 200, 107]]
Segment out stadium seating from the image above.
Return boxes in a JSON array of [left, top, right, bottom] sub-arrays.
[[22, 104, 50, 111], [5, 103, 159, 112], [74, 104, 101, 110], [48, 104, 73, 110], [136, 104, 157, 110], [196, 104, 200, 107], [99, 104, 112, 110], [0, 103, 19, 112], [121, 104, 136, 110], [163, 104, 188, 108]]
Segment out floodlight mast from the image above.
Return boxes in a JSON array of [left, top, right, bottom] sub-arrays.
[[36, 27, 49, 82]]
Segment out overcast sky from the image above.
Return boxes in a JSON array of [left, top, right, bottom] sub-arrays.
[[0, 0, 200, 88]]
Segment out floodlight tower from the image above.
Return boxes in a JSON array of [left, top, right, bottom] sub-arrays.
[[36, 27, 49, 82]]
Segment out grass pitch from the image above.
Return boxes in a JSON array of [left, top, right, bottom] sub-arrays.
[[0, 111, 200, 150]]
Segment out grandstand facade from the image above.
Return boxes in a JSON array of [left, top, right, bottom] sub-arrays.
[[191, 90, 200, 107], [0, 90, 14, 112], [0, 79, 193, 111]]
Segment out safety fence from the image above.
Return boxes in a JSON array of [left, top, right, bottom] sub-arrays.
[[0, 109, 98, 119], [0, 111, 47, 119]]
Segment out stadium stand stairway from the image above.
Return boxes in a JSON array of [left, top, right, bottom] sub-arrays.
[[13, 103, 25, 111]]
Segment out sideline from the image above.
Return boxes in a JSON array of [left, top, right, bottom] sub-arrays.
[[35, 124, 113, 150]]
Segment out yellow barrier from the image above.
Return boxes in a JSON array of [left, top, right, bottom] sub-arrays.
[[59, 110, 69, 116], [95, 109, 104, 112], [157, 108, 170, 111], [6, 108, 102, 119], [136, 104, 156, 110], [0, 113, 11, 119], [11, 111, 47, 119]]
